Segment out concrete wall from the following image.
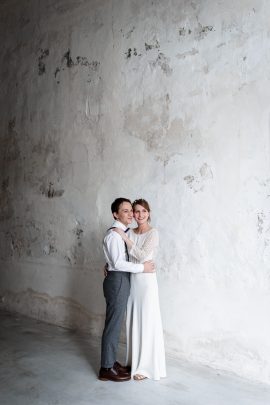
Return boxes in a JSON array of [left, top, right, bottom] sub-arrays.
[[1, 0, 270, 384]]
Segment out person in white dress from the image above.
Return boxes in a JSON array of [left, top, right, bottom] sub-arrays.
[[113, 199, 166, 381]]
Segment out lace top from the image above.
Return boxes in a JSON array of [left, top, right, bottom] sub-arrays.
[[129, 228, 159, 263]]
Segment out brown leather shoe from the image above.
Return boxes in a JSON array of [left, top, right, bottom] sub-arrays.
[[114, 361, 131, 375], [98, 366, 131, 382]]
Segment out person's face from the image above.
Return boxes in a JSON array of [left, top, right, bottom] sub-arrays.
[[113, 202, 133, 226], [133, 204, 150, 225]]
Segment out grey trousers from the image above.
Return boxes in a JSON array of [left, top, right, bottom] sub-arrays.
[[101, 271, 130, 368]]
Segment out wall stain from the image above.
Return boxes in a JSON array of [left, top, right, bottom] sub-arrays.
[[145, 39, 160, 51], [3, 117, 20, 162], [196, 24, 214, 40], [178, 23, 215, 41], [151, 52, 173, 76], [184, 163, 213, 193], [179, 27, 192, 36], [5, 220, 43, 259], [74, 227, 83, 241], [120, 26, 135, 39], [0, 177, 13, 221], [257, 212, 265, 234], [176, 48, 198, 59], [64, 222, 85, 266], [125, 48, 138, 58], [38, 48, 49, 75], [9, 232, 25, 257], [183, 175, 195, 186], [123, 94, 201, 164], [63, 49, 74, 68], [55, 49, 100, 84], [1, 288, 103, 334], [40, 182, 65, 198], [43, 244, 57, 255]]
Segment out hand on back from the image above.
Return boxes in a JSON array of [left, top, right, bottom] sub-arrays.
[[143, 260, 155, 273]]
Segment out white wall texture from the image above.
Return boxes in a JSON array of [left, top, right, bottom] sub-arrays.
[[0, 0, 270, 384]]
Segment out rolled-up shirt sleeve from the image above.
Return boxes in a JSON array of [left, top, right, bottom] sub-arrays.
[[104, 232, 144, 273]]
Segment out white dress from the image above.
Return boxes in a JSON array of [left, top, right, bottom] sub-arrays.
[[126, 228, 166, 380]]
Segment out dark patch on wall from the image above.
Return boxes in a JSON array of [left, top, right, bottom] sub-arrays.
[[54, 49, 100, 84], [200, 25, 214, 34], [8, 118, 16, 132], [151, 52, 173, 76], [2, 177, 9, 191], [196, 24, 215, 40], [184, 175, 195, 186], [63, 49, 74, 68], [43, 244, 57, 255], [145, 40, 160, 51], [40, 182, 65, 198], [74, 226, 83, 247], [125, 48, 139, 58], [120, 26, 135, 39], [54, 67, 60, 78], [179, 27, 192, 36], [6, 222, 36, 258], [74, 228, 83, 240], [38, 48, 49, 75], [125, 48, 132, 58], [0, 177, 13, 221], [4, 117, 20, 162], [183, 163, 213, 193], [178, 24, 215, 41]]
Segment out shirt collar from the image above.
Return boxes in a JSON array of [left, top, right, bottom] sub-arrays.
[[111, 220, 128, 231]]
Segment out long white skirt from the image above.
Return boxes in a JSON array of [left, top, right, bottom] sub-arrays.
[[126, 272, 166, 380]]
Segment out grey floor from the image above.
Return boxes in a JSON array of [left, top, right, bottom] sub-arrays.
[[1, 311, 270, 405]]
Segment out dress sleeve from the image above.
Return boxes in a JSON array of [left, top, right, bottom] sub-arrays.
[[129, 229, 159, 262]]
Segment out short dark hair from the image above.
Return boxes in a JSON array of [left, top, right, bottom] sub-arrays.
[[111, 198, 131, 217]]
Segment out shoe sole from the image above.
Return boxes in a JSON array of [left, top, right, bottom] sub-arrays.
[[98, 377, 131, 382]]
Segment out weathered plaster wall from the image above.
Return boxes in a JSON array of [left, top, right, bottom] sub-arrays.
[[1, 0, 270, 383]]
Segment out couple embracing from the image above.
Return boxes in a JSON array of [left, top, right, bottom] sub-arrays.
[[99, 197, 166, 382]]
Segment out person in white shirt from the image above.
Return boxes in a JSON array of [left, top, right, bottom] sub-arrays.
[[98, 198, 155, 382]]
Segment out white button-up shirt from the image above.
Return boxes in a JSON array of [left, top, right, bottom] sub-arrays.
[[103, 220, 144, 273]]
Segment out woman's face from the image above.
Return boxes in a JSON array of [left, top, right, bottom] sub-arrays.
[[133, 204, 150, 225]]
